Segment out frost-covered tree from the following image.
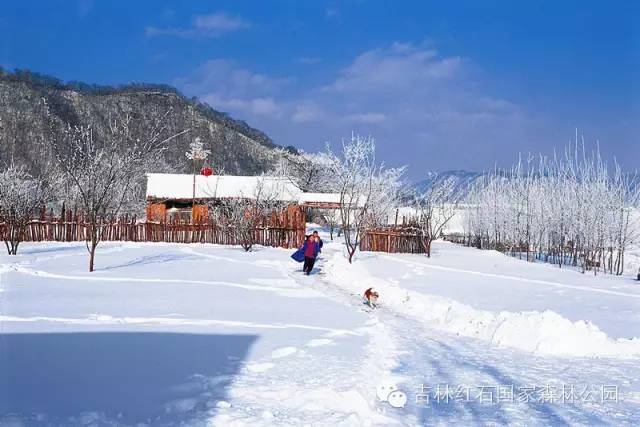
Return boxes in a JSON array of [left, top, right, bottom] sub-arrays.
[[368, 167, 407, 227], [51, 111, 186, 271], [412, 176, 460, 257], [0, 164, 53, 254], [466, 140, 640, 275], [186, 136, 211, 210], [269, 149, 337, 192], [316, 208, 341, 240], [329, 134, 405, 263], [270, 148, 346, 238], [185, 136, 211, 163], [208, 177, 281, 252]]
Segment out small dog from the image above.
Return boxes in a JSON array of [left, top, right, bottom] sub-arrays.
[[363, 287, 379, 308]]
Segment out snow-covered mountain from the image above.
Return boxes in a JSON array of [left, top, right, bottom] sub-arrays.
[[414, 169, 484, 196]]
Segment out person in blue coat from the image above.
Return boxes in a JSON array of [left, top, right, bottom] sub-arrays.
[[291, 236, 307, 263]]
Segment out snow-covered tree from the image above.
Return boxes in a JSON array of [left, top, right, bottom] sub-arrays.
[[185, 136, 211, 163], [186, 136, 211, 211], [51, 111, 186, 271], [412, 175, 460, 257], [317, 208, 341, 240], [270, 148, 347, 239], [269, 149, 337, 192], [367, 167, 408, 227], [329, 134, 405, 263], [0, 164, 53, 254], [466, 140, 640, 275], [208, 177, 281, 252]]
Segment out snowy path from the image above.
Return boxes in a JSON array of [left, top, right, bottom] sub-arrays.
[[372, 310, 640, 425]]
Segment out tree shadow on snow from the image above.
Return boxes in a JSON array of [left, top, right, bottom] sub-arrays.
[[393, 337, 607, 426], [99, 253, 200, 271], [0, 332, 257, 425], [16, 244, 85, 256]]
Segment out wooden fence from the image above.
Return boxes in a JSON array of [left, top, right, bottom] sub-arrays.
[[2, 205, 306, 249], [360, 226, 426, 254]]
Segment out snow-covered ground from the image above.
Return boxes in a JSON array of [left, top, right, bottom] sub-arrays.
[[1, 230, 639, 425], [336, 243, 640, 346]]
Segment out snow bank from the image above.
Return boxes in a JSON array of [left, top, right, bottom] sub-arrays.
[[324, 252, 640, 358], [627, 245, 640, 276]]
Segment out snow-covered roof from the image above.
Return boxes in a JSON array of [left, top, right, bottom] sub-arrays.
[[146, 173, 303, 202], [298, 192, 342, 204]]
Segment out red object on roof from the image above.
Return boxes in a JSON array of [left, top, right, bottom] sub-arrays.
[[200, 167, 214, 176]]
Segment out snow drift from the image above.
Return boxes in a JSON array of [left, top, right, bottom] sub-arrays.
[[324, 252, 640, 358]]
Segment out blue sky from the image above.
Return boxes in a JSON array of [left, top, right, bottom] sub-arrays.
[[1, 1, 638, 179]]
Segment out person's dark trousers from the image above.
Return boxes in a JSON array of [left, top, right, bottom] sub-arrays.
[[303, 256, 316, 274]]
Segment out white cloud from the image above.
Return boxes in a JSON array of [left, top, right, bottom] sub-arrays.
[[177, 43, 539, 173], [193, 13, 248, 32], [291, 102, 326, 123], [325, 8, 338, 18], [176, 59, 287, 96], [146, 12, 249, 38], [202, 96, 282, 117], [250, 98, 282, 116], [344, 113, 387, 124], [294, 56, 323, 65], [324, 43, 461, 93], [176, 60, 286, 119]]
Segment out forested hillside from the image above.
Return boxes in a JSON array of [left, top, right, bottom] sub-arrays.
[[0, 69, 295, 176]]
